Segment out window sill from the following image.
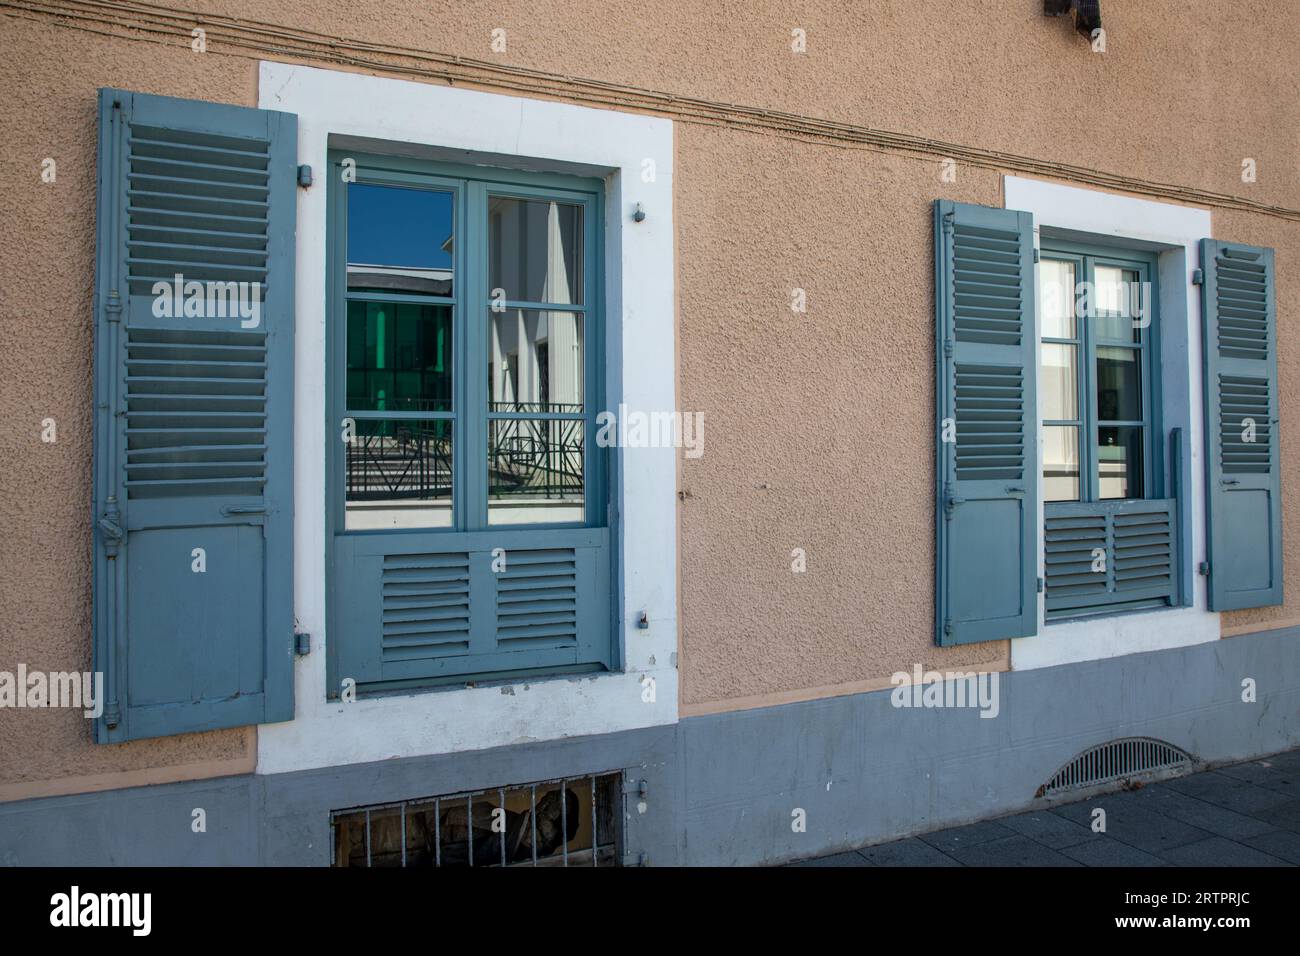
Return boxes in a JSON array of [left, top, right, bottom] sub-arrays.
[[331, 662, 611, 702]]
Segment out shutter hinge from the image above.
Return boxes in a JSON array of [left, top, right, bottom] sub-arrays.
[[104, 289, 122, 323], [636, 609, 649, 629], [1192, 268, 1204, 285], [294, 631, 311, 656], [943, 337, 954, 358], [297, 164, 313, 188], [623, 777, 648, 799], [943, 619, 954, 637], [1037, 576, 1045, 593], [1033, 249, 1040, 263], [1198, 561, 1210, 576]]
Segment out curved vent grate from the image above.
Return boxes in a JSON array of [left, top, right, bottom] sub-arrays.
[[1038, 737, 1192, 798]]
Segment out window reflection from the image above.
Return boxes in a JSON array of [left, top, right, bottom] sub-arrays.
[[347, 184, 455, 297], [488, 197, 583, 305], [1099, 425, 1143, 499], [489, 310, 583, 413], [344, 420, 453, 530]]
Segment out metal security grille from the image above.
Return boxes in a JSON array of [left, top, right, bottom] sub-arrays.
[[331, 772, 621, 867], [1038, 737, 1193, 797]]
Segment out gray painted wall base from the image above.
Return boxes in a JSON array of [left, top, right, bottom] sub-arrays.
[[2, 627, 1297, 866]]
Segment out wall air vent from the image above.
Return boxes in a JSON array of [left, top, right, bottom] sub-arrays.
[[331, 772, 622, 867], [1037, 737, 1193, 798]]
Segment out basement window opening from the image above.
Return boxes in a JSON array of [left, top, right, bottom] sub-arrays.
[[330, 772, 622, 867]]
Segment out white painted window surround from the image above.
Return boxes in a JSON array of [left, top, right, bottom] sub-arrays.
[[1004, 176, 1217, 670], [255, 62, 677, 774]]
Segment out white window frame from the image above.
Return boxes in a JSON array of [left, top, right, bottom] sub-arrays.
[[256, 61, 677, 774], [1004, 176, 1219, 670]]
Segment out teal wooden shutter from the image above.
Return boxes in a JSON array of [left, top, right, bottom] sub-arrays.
[[934, 200, 1038, 644], [92, 89, 297, 741], [1200, 239, 1283, 610]]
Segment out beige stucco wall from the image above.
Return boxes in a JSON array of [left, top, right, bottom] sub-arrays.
[[0, 2, 1296, 794]]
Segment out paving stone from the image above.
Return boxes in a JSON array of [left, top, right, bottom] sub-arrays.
[[1261, 749, 1300, 773], [1246, 799, 1300, 834], [945, 834, 1080, 867], [857, 837, 961, 867], [1122, 784, 1276, 839], [1241, 829, 1300, 865], [790, 750, 1300, 868], [997, 810, 1094, 849], [1050, 798, 1209, 854], [787, 850, 872, 867], [1166, 771, 1294, 817], [1159, 836, 1291, 867], [1058, 836, 1168, 867], [916, 819, 1016, 852]]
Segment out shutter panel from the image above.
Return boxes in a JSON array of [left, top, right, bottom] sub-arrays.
[[1200, 239, 1283, 610], [933, 200, 1038, 645], [331, 529, 610, 686], [92, 89, 297, 741]]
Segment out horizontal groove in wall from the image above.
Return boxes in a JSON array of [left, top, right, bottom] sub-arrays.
[[7, 0, 1300, 223]]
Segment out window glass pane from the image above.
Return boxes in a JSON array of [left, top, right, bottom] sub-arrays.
[[1096, 346, 1141, 422], [347, 184, 454, 297], [1099, 425, 1144, 499], [488, 197, 583, 305], [1043, 425, 1081, 501], [345, 419, 453, 529], [488, 418, 584, 525], [1040, 342, 1078, 421], [1038, 259, 1076, 339], [347, 301, 453, 413], [1093, 266, 1142, 341], [489, 310, 583, 413]]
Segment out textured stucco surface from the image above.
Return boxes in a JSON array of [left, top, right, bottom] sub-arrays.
[[1, 2, 1298, 791]]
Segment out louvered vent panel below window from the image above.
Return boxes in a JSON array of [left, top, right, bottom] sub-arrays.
[[124, 328, 268, 498], [951, 224, 1024, 346], [1045, 501, 1177, 620], [1213, 253, 1269, 361], [496, 549, 579, 651], [1044, 512, 1108, 611], [126, 123, 271, 295], [954, 363, 1024, 480], [381, 553, 472, 662], [1218, 375, 1272, 473], [1113, 509, 1174, 599]]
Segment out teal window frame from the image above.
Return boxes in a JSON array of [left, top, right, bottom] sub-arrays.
[[327, 152, 606, 536], [325, 151, 613, 693], [1039, 240, 1164, 503], [1039, 238, 1182, 623]]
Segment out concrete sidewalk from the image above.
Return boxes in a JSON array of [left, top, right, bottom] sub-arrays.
[[792, 748, 1300, 867]]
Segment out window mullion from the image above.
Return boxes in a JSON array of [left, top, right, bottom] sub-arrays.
[[462, 181, 489, 531], [1081, 256, 1098, 503]]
